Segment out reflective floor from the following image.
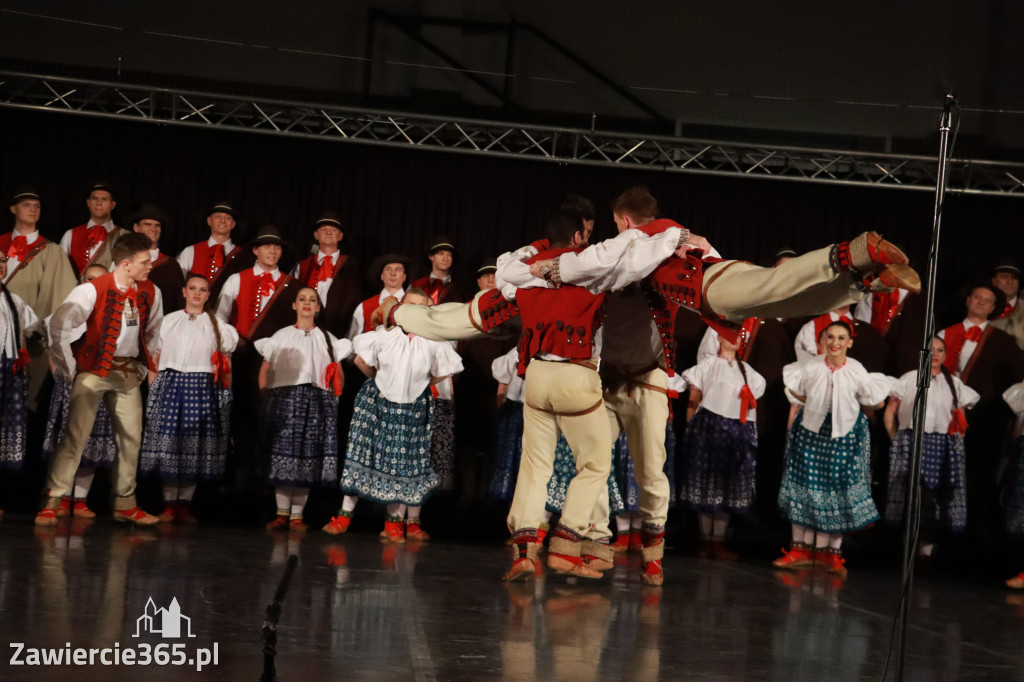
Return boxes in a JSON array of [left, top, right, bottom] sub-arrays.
[[1, 519, 1022, 681]]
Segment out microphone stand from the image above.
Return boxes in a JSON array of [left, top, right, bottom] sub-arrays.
[[894, 93, 959, 681]]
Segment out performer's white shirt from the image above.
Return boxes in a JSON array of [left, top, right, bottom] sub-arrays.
[[348, 287, 405, 340], [783, 355, 894, 438], [215, 265, 282, 324], [938, 318, 988, 375], [794, 311, 850, 361], [682, 355, 765, 422], [3, 229, 41, 283], [255, 325, 352, 391], [696, 326, 721, 364], [1003, 381, 1024, 434], [492, 346, 525, 403], [853, 290, 909, 325], [0, 288, 40, 357], [49, 280, 164, 381], [353, 326, 463, 404], [890, 369, 979, 434], [496, 227, 690, 297], [157, 310, 240, 373], [177, 236, 236, 278], [59, 219, 116, 262], [290, 249, 339, 304]]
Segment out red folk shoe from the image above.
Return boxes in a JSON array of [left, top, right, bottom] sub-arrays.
[[611, 534, 630, 553], [72, 499, 97, 519], [405, 518, 430, 541], [707, 540, 738, 561], [640, 528, 667, 586], [379, 518, 405, 544], [113, 507, 159, 526], [34, 508, 59, 527], [818, 549, 848, 578], [1005, 572, 1024, 589], [628, 530, 643, 553], [266, 515, 289, 530], [157, 508, 176, 524], [322, 512, 352, 535], [174, 504, 198, 524], [56, 497, 72, 518], [288, 518, 309, 533], [772, 545, 813, 569]]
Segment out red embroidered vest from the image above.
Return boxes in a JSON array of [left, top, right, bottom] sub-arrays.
[[233, 269, 288, 339], [870, 291, 904, 335], [411, 274, 454, 305], [0, 232, 48, 277], [68, 224, 115, 277], [942, 323, 988, 376], [190, 240, 242, 280], [516, 247, 606, 374], [71, 273, 156, 376], [297, 253, 344, 288], [359, 295, 384, 334]]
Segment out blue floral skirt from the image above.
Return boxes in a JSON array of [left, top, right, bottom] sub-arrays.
[[885, 430, 966, 533], [0, 355, 27, 469], [679, 408, 758, 513], [139, 370, 232, 481], [41, 379, 117, 468], [340, 379, 438, 505], [258, 384, 338, 487], [430, 398, 455, 491], [489, 401, 524, 501], [778, 411, 879, 533]]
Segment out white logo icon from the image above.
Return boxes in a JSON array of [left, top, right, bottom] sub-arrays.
[[133, 597, 196, 638]]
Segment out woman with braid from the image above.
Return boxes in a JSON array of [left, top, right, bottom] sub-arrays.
[[256, 287, 352, 531], [679, 333, 766, 559], [139, 274, 239, 523], [883, 337, 978, 563]]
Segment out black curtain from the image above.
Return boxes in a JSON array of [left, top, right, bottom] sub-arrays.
[[2, 107, 1017, 325]]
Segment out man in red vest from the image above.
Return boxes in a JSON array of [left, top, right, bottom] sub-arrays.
[[290, 210, 362, 337], [349, 254, 410, 338], [37, 232, 163, 526], [177, 201, 246, 299], [410, 236, 464, 306], [59, 182, 128, 278], [128, 204, 185, 314]]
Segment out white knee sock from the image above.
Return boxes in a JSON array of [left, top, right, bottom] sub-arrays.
[[385, 503, 405, 519], [712, 511, 729, 540], [918, 542, 934, 557], [616, 512, 631, 533], [542, 510, 553, 525], [274, 489, 291, 516], [699, 512, 714, 539], [630, 512, 642, 531], [178, 483, 196, 502], [829, 534, 843, 551], [407, 505, 422, 520], [73, 467, 95, 499], [163, 482, 179, 503], [792, 524, 808, 545], [803, 527, 816, 545], [341, 495, 358, 513], [290, 489, 309, 519]]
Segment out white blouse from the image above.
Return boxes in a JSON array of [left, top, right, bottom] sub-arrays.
[[0, 289, 39, 357], [255, 325, 353, 391], [682, 355, 766, 421], [783, 355, 894, 438], [890, 370, 979, 434], [354, 326, 463, 404], [157, 311, 240, 373], [492, 347, 525, 404]]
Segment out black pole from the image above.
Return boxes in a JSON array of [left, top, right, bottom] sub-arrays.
[[893, 93, 958, 681], [260, 554, 299, 682]]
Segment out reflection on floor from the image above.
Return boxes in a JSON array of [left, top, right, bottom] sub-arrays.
[[0, 519, 1022, 681]]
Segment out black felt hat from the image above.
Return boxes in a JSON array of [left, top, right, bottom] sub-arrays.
[[427, 236, 456, 255], [9, 184, 39, 206], [369, 252, 412, 281], [249, 224, 289, 248], [126, 203, 172, 230], [476, 257, 497, 275], [315, 210, 343, 229], [991, 261, 1021, 278], [86, 181, 116, 200], [208, 201, 240, 219]]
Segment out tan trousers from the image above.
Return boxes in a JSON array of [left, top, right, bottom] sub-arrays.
[[704, 246, 864, 322], [592, 367, 672, 529], [393, 290, 486, 342], [507, 361, 613, 537], [45, 368, 144, 510]]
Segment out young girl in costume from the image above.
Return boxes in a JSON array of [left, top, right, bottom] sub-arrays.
[[776, 320, 893, 576], [257, 287, 352, 531], [139, 274, 239, 522], [327, 288, 462, 542], [680, 333, 766, 559], [883, 336, 978, 559], [41, 264, 114, 519]]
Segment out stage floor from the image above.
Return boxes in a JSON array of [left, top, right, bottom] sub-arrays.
[[0, 519, 1022, 681]]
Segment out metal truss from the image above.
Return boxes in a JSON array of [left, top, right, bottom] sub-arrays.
[[1, 70, 1022, 197]]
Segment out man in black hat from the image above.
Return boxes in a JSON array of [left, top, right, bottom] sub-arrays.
[[59, 182, 128, 278], [130, 204, 185, 314], [940, 281, 1024, 540], [3, 186, 78, 409], [290, 211, 362, 337], [349, 253, 410, 339], [177, 202, 247, 300], [411, 236, 464, 306], [993, 262, 1024, 349]]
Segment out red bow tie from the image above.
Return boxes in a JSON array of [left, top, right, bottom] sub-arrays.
[[964, 326, 983, 342], [308, 256, 333, 287], [7, 235, 29, 261], [209, 243, 225, 271], [86, 224, 108, 249], [258, 272, 277, 297]]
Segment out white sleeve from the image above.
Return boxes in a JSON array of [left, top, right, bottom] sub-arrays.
[[496, 245, 545, 295], [696, 327, 720, 364], [794, 321, 817, 361], [254, 336, 276, 361], [59, 229, 74, 254], [215, 274, 239, 324], [853, 297, 873, 325], [348, 306, 365, 340], [958, 379, 980, 410], [857, 372, 896, 407], [1003, 382, 1024, 415], [667, 373, 689, 394], [352, 331, 378, 367], [12, 293, 40, 341], [218, 321, 240, 353], [782, 362, 806, 405], [890, 371, 916, 400], [49, 284, 97, 380], [177, 246, 194, 278], [556, 228, 684, 293], [330, 334, 354, 362], [745, 363, 767, 399], [680, 361, 705, 392], [145, 288, 164, 356], [491, 348, 519, 384], [431, 341, 465, 377]]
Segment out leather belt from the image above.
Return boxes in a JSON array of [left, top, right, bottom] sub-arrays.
[[526, 397, 604, 418], [536, 357, 598, 372]]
